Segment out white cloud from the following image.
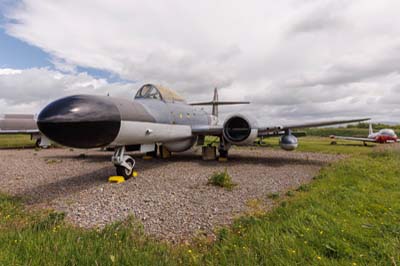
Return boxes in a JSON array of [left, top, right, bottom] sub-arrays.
[[0, 68, 23, 75], [2, 0, 400, 123], [0, 67, 134, 114]]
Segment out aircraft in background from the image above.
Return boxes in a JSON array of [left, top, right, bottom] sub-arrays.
[[36, 83, 369, 179], [330, 123, 399, 145], [0, 114, 50, 147]]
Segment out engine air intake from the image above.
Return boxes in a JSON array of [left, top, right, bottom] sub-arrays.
[[223, 116, 251, 142]]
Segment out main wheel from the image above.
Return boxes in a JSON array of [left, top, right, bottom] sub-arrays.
[[35, 139, 41, 148], [219, 149, 228, 158], [116, 158, 135, 180]]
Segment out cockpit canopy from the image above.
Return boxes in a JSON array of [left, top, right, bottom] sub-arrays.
[[380, 129, 396, 136], [134, 84, 185, 102]]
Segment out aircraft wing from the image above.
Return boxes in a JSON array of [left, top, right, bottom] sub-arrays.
[[257, 118, 370, 135], [0, 114, 39, 135], [192, 118, 370, 136], [330, 135, 376, 142], [0, 129, 40, 135]]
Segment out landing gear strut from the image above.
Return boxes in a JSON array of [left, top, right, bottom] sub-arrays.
[[218, 137, 231, 160], [112, 146, 136, 179]]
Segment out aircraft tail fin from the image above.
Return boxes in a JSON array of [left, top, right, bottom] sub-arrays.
[[212, 87, 219, 117], [369, 123, 373, 135], [189, 88, 250, 117]]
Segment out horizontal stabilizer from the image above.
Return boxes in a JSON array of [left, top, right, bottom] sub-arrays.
[[189, 101, 250, 106], [330, 135, 376, 142], [193, 88, 249, 117]]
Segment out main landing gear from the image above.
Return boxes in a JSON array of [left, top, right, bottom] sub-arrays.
[[218, 137, 231, 161], [112, 146, 136, 179]]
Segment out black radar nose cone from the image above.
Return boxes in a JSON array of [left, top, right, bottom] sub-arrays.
[[37, 95, 121, 148]]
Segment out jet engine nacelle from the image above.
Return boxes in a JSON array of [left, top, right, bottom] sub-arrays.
[[280, 134, 298, 151], [223, 114, 258, 145], [164, 136, 197, 152]]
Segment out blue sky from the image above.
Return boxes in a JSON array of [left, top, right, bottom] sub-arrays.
[[0, 25, 124, 82], [0, 6, 125, 82], [0, 9, 50, 69]]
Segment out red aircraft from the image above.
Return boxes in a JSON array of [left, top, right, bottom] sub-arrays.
[[331, 123, 399, 145]]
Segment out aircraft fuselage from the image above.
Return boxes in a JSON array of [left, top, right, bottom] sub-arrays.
[[37, 95, 211, 149], [369, 129, 398, 143]]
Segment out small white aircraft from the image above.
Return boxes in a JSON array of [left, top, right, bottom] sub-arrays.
[[331, 123, 399, 145]]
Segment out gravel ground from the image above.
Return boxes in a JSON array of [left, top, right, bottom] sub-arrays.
[[0, 146, 343, 242]]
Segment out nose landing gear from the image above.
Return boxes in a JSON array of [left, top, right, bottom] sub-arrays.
[[112, 146, 136, 179]]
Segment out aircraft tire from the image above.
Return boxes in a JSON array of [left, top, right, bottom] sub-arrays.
[[219, 149, 228, 158], [116, 158, 135, 180], [35, 138, 41, 148]]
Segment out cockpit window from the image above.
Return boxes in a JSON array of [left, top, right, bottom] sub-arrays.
[[135, 84, 162, 100], [381, 129, 395, 136], [134, 83, 185, 102]]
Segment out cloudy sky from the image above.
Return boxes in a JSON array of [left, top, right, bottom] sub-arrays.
[[0, 0, 400, 124]]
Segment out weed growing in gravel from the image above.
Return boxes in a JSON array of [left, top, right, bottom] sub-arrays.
[[246, 199, 265, 216], [296, 184, 310, 192], [207, 168, 237, 190], [45, 159, 62, 164], [267, 192, 280, 200], [286, 190, 295, 197]]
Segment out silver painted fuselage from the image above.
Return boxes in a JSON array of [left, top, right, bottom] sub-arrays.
[[36, 94, 212, 150], [111, 98, 210, 146]]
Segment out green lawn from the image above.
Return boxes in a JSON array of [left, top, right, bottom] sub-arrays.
[[0, 134, 35, 149], [259, 136, 376, 155], [0, 136, 399, 265]]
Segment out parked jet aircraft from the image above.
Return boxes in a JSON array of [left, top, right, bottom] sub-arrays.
[[36, 84, 369, 178], [0, 114, 50, 147], [331, 123, 399, 145]]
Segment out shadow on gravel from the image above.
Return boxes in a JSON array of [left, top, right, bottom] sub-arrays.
[[20, 149, 330, 206], [150, 154, 329, 168], [43, 150, 329, 168], [42, 153, 112, 164], [18, 167, 111, 205]]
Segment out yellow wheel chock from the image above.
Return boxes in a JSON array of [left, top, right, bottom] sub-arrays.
[[108, 176, 126, 183], [218, 157, 228, 162]]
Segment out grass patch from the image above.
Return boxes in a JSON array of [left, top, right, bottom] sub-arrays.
[[296, 184, 310, 192], [0, 134, 35, 148], [260, 136, 374, 154], [267, 192, 280, 200], [207, 134, 375, 155], [207, 168, 237, 190], [0, 148, 399, 265], [200, 148, 400, 265], [285, 190, 295, 197]]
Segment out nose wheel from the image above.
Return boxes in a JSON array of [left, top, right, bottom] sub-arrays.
[[116, 157, 135, 179], [112, 146, 136, 179]]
